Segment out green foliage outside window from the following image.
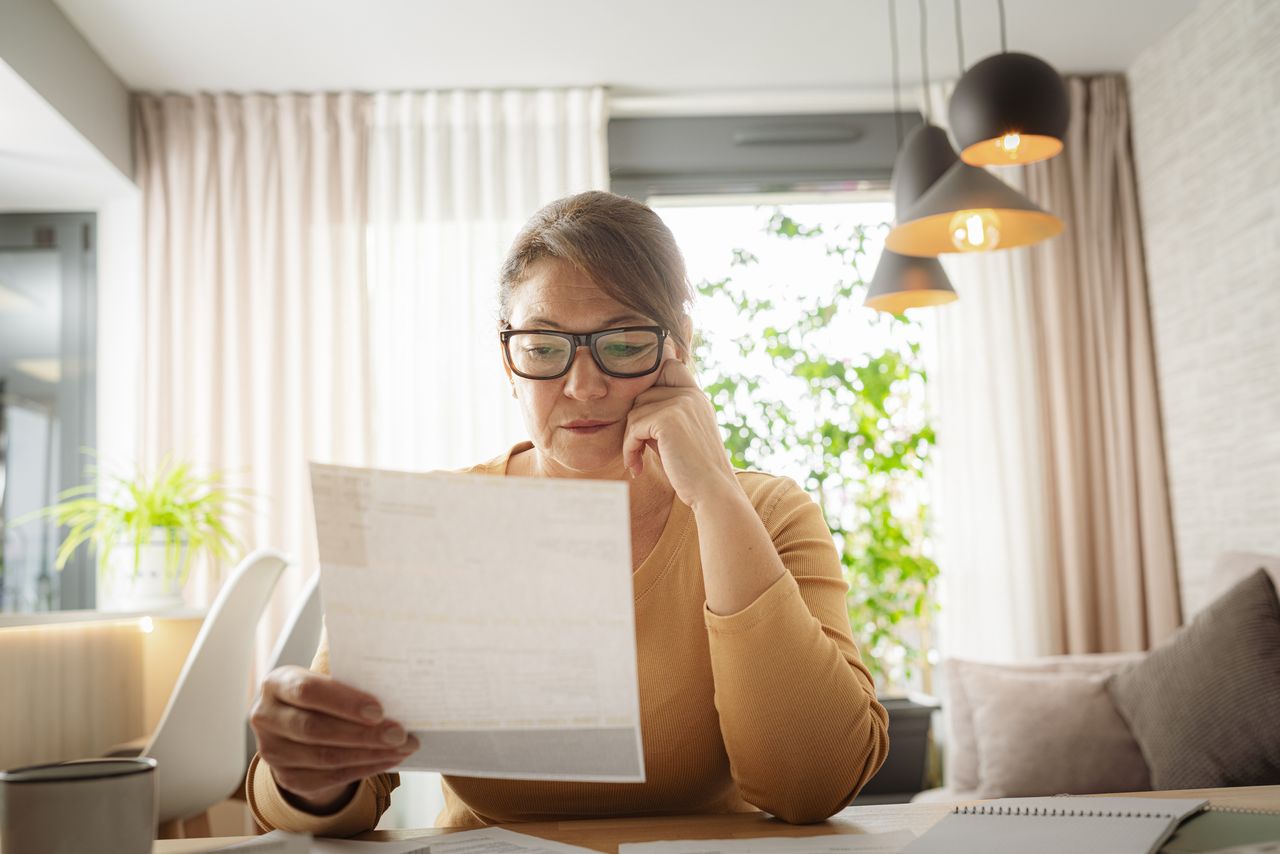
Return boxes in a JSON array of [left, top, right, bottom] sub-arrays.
[[693, 209, 939, 693]]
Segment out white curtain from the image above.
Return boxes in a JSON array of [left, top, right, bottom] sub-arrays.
[[367, 88, 610, 472], [929, 194, 1063, 661], [128, 89, 608, 757], [364, 87, 609, 827], [131, 92, 374, 666]]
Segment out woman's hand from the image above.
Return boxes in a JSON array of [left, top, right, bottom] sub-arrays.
[[250, 666, 420, 813], [622, 358, 740, 511]]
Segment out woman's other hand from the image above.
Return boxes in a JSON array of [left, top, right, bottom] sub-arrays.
[[622, 358, 739, 510], [250, 665, 420, 812]]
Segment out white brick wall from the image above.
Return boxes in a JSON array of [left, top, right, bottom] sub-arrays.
[[1128, 0, 1280, 616]]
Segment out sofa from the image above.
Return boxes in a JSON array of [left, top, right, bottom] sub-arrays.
[[915, 551, 1280, 803]]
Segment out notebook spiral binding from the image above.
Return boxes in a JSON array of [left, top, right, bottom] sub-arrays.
[[1207, 806, 1280, 816], [952, 805, 1173, 819]]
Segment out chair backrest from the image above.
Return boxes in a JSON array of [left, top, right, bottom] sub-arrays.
[[144, 549, 289, 822], [244, 570, 323, 769]]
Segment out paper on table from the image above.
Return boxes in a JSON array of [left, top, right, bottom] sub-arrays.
[[618, 832, 917, 854], [310, 463, 645, 782], [312, 827, 606, 854], [212, 829, 312, 852]]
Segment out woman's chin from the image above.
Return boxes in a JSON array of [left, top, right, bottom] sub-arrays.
[[551, 438, 625, 475]]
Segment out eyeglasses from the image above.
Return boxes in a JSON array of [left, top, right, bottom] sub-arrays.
[[500, 325, 668, 380]]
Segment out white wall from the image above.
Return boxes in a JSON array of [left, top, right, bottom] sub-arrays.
[[1128, 0, 1280, 616], [0, 0, 131, 179]]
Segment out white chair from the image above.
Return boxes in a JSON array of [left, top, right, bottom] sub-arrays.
[[141, 549, 289, 826], [244, 570, 323, 770]]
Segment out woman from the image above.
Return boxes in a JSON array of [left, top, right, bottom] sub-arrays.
[[247, 191, 889, 835]]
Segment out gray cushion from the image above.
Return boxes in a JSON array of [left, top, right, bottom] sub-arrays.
[[1106, 568, 1280, 789]]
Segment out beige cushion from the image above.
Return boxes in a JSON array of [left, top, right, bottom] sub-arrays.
[[942, 652, 1144, 792], [966, 667, 1150, 798], [1107, 569, 1280, 789]]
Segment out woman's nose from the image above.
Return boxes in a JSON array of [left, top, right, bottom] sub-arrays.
[[562, 346, 609, 400]]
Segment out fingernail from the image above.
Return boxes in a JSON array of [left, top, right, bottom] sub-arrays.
[[381, 725, 407, 746], [361, 705, 383, 723]]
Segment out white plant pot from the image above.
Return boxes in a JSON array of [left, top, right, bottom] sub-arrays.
[[99, 531, 189, 612]]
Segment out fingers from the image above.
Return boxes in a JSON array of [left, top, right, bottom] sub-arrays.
[[252, 666, 420, 802], [622, 408, 664, 478], [253, 696, 418, 750], [268, 666, 385, 724], [257, 731, 417, 771], [653, 357, 699, 389]]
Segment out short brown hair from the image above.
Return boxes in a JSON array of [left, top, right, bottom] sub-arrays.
[[498, 191, 695, 356]]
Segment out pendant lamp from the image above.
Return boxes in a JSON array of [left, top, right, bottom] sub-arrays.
[[886, 158, 1063, 255], [892, 124, 957, 215], [864, 0, 956, 313], [947, 1, 1069, 166], [883, 0, 1062, 257], [865, 250, 955, 314]]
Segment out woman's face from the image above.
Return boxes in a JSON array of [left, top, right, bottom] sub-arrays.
[[503, 258, 679, 476]]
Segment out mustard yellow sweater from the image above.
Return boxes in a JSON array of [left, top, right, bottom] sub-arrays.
[[248, 442, 888, 833]]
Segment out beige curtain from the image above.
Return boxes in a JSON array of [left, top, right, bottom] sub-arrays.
[[131, 93, 374, 667], [933, 76, 1181, 659], [1024, 76, 1182, 651]]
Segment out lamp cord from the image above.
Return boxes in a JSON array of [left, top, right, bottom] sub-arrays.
[[918, 0, 930, 122], [889, 0, 903, 149], [997, 0, 1007, 52], [954, 0, 965, 70]]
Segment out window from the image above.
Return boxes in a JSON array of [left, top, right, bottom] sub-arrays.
[[652, 196, 938, 693]]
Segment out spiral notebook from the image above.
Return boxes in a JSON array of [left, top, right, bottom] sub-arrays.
[[900, 796, 1208, 854]]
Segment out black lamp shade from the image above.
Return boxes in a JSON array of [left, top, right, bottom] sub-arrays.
[[949, 52, 1070, 166], [886, 159, 1064, 256], [865, 250, 957, 314], [891, 124, 958, 216]]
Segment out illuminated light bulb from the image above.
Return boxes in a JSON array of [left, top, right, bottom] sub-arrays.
[[997, 133, 1023, 158], [138, 616, 155, 634], [948, 210, 1002, 251]]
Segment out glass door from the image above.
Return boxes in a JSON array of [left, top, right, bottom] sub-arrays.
[[0, 213, 96, 611]]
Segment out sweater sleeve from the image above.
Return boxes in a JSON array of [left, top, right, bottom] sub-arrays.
[[704, 476, 890, 824], [247, 627, 401, 836]]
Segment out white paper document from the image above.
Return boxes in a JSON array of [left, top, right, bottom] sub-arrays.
[[212, 830, 312, 852], [618, 832, 916, 854], [312, 827, 605, 854], [310, 463, 645, 782]]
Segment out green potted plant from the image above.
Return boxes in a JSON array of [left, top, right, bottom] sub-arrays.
[[694, 209, 940, 800], [25, 456, 245, 611]]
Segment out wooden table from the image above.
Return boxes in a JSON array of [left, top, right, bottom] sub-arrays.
[[154, 785, 1280, 852]]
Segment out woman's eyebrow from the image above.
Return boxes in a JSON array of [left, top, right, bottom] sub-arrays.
[[522, 314, 648, 329]]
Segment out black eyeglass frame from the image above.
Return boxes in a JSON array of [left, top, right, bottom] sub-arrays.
[[499, 325, 669, 380]]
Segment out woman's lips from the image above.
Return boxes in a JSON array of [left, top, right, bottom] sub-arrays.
[[563, 421, 615, 434]]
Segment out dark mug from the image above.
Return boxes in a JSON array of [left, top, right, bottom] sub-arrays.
[[0, 757, 157, 854]]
